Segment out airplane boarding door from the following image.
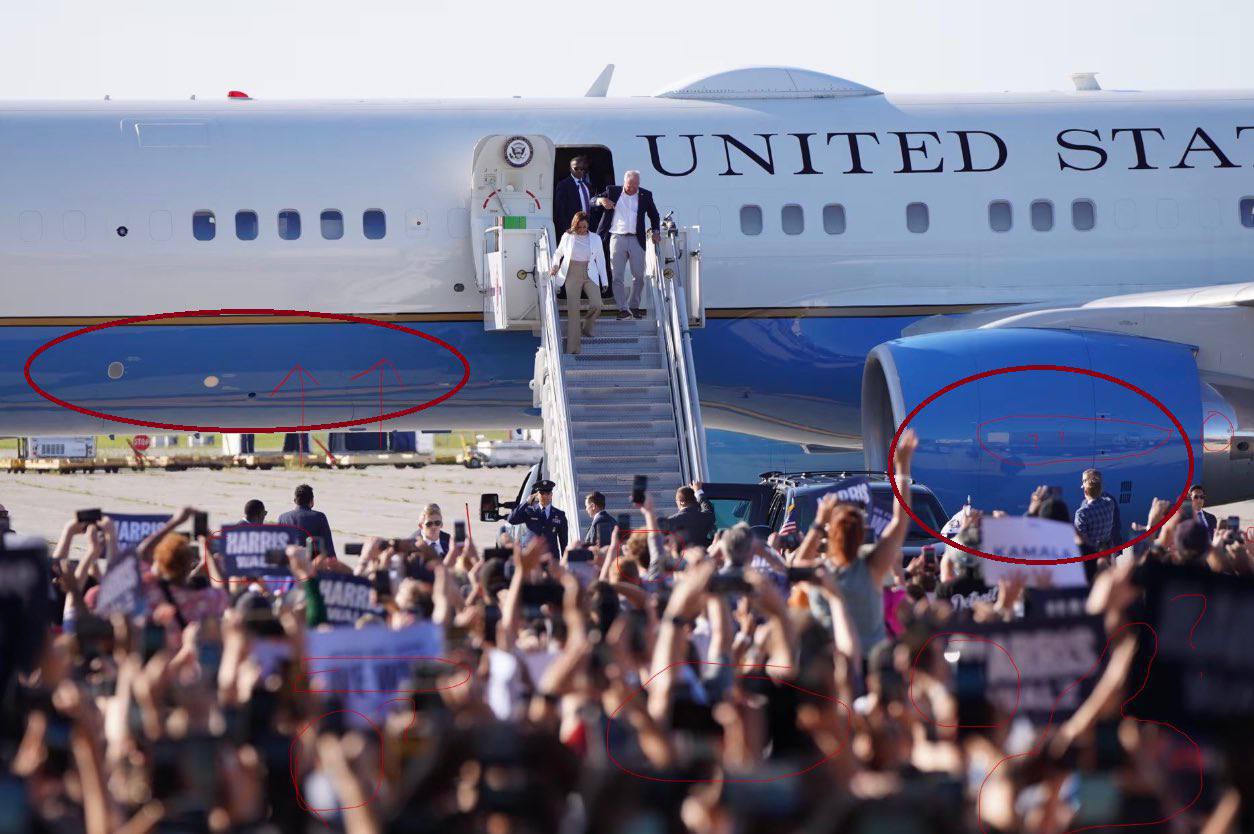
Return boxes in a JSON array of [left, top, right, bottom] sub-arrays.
[[470, 135, 556, 331]]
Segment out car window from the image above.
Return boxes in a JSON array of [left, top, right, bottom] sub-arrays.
[[707, 497, 757, 531]]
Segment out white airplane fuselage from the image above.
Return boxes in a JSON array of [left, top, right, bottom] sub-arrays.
[[2, 84, 1253, 445]]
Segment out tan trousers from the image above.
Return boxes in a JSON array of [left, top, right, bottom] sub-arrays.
[[564, 260, 603, 354]]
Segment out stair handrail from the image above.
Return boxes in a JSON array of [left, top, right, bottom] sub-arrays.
[[533, 229, 582, 541], [665, 230, 709, 480], [647, 225, 709, 484]]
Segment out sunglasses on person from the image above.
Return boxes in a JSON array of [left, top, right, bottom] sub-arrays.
[[424, 520, 443, 528]]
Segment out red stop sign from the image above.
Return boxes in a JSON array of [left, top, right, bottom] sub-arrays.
[[132, 435, 151, 452]]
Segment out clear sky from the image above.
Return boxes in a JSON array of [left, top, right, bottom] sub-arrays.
[[3, 0, 1252, 100]]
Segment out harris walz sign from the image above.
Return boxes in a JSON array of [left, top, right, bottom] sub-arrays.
[[218, 524, 303, 580]]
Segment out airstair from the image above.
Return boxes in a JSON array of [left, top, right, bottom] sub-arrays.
[[479, 217, 707, 539]]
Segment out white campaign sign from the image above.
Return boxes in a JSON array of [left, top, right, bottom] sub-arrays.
[[304, 622, 447, 727], [976, 516, 1087, 587]]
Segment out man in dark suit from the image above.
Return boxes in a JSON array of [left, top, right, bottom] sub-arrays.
[[664, 481, 715, 549], [1189, 484, 1218, 537], [240, 498, 267, 527], [277, 483, 336, 557], [508, 479, 569, 557], [553, 155, 597, 237], [408, 503, 452, 555], [584, 490, 616, 547], [589, 170, 661, 319]]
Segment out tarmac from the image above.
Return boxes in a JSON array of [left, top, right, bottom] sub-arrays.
[[3, 463, 1250, 559], [0, 464, 525, 558]]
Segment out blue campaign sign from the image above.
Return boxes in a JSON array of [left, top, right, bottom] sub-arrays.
[[304, 622, 449, 727], [218, 524, 303, 579], [316, 572, 384, 626], [109, 513, 172, 553], [95, 551, 148, 618]]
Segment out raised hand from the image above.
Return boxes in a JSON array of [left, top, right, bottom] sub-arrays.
[[893, 428, 919, 473]]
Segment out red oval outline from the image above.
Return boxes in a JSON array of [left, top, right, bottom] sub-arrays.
[[22, 308, 471, 433], [976, 413, 1173, 468], [1201, 410, 1234, 453], [605, 660, 852, 783], [289, 708, 385, 819], [888, 365, 1194, 565]]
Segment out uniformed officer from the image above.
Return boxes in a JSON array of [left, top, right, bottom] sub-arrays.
[[507, 479, 569, 557]]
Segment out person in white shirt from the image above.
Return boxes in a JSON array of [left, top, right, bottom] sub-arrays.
[[549, 211, 607, 354], [591, 170, 661, 320]]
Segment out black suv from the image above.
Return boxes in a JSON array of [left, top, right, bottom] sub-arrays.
[[700, 471, 950, 561]]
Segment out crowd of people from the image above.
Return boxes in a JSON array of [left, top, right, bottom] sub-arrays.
[[1, 431, 1252, 833]]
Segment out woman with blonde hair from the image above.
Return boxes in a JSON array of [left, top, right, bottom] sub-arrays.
[[548, 210, 607, 354]]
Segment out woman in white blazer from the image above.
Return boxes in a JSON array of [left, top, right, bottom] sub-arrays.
[[549, 211, 607, 354]]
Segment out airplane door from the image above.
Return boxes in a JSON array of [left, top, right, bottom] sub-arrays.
[[470, 134, 556, 292]]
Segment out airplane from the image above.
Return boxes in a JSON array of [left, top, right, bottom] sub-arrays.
[[2, 65, 1251, 523]]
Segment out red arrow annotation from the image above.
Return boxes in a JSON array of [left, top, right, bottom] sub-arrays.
[[350, 358, 403, 447], [270, 364, 321, 465]]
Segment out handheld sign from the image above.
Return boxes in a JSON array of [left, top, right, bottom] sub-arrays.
[[1131, 563, 1254, 730], [944, 614, 1105, 725], [315, 572, 383, 626], [95, 551, 148, 618], [304, 622, 447, 727], [218, 524, 302, 581], [977, 516, 1087, 587], [110, 513, 172, 554]]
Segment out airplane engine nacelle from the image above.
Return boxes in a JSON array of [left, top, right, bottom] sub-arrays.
[[861, 328, 1206, 533]]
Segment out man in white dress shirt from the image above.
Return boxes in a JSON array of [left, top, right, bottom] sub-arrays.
[[591, 170, 662, 320]]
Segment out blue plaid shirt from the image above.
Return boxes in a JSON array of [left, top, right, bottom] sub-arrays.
[[1075, 494, 1117, 549]]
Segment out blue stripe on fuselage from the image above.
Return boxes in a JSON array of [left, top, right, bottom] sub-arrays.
[[0, 314, 921, 437]]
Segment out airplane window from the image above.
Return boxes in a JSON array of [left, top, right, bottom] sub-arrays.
[[321, 210, 344, 240], [278, 210, 301, 240], [781, 204, 804, 235], [739, 205, 763, 236], [822, 204, 846, 235], [1030, 200, 1054, 232], [1072, 199, 1096, 231], [235, 211, 258, 241], [364, 209, 387, 239], [906, 202, 929, 233], [988, 200, 1012, 232], [192, 210, 216, 241], [1240, 197, 1254, 228]]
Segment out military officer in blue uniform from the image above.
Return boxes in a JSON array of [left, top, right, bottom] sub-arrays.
[[507, 479, 569, 557]]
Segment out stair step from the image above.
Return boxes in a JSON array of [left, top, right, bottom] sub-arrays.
[[563, 352, 665, 370], [565, 369, 670, 389], [568, 401, 674, 420], [565, 385, 673, 405], [573, 436, 678, 456], [569, 418, 677, 438], [570, 336, 659, 354], [576, 319, 657, 336], [579, 458, 682, 478]]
